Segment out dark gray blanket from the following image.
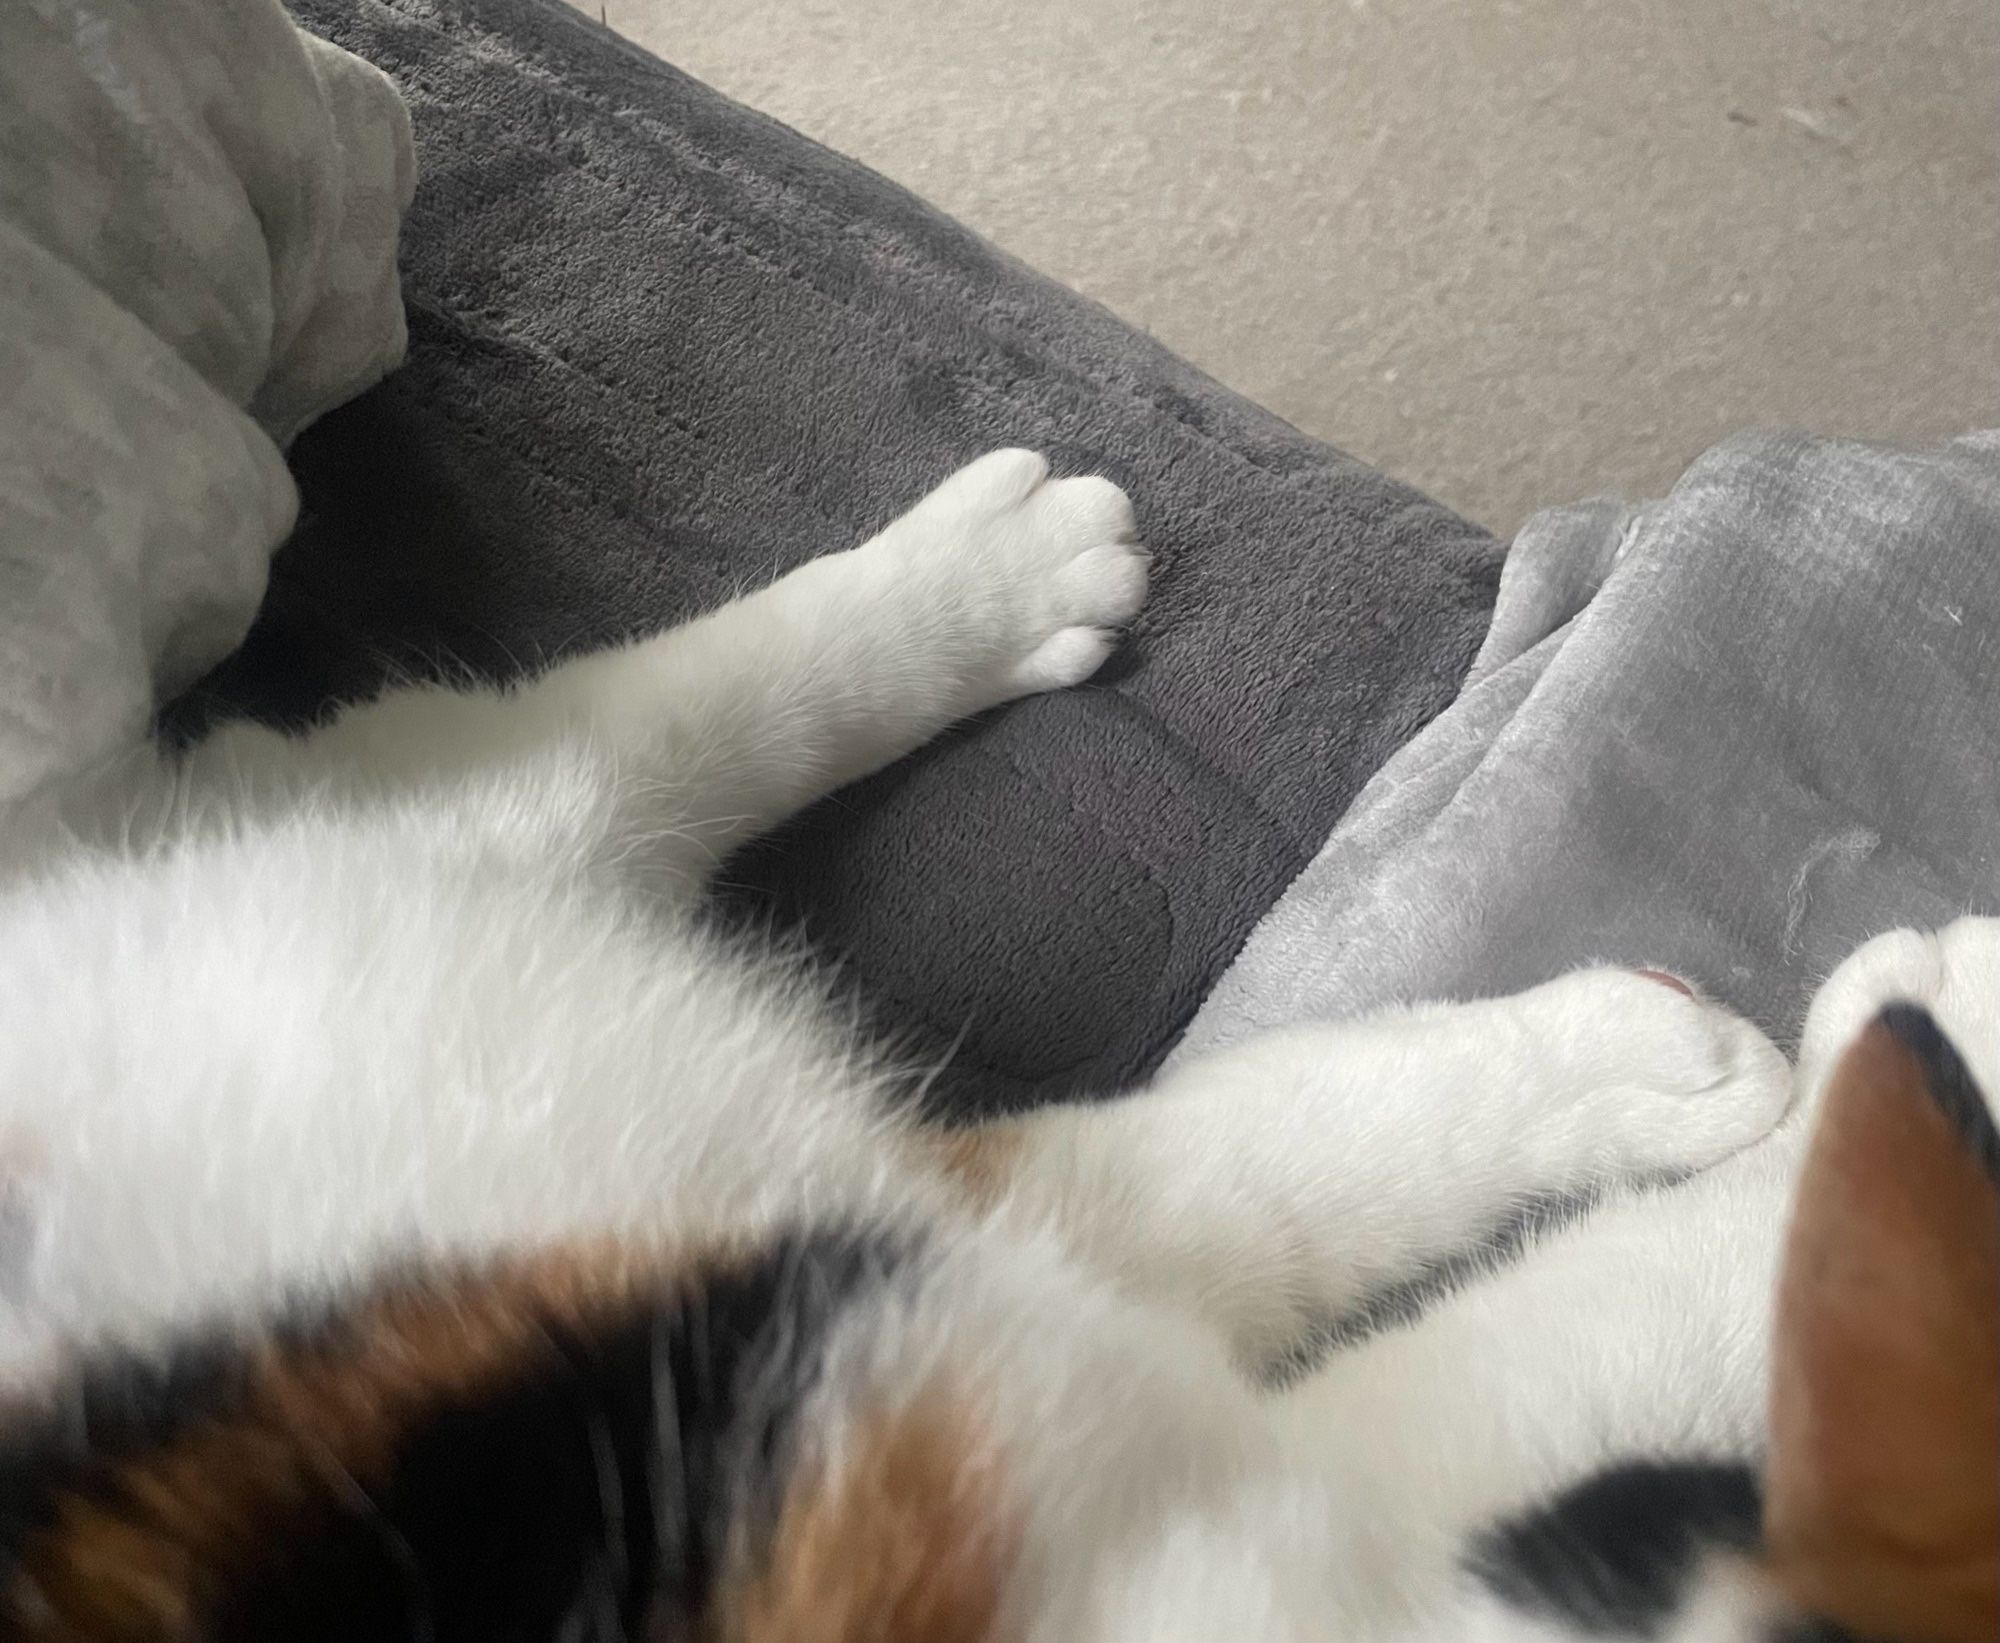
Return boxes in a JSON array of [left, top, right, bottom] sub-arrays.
[[1181, 430, 2000, 1062], [177, 0, 1500, 1113]]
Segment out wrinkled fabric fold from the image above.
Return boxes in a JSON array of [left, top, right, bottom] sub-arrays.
[[0, 0, 413, 802], [1182, 431, 2000, 1057]]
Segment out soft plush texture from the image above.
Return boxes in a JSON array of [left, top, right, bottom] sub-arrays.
[[0, 0, 413, 806], [158, 0, 1501, 1114], [1182, 430, 2000, 1061]]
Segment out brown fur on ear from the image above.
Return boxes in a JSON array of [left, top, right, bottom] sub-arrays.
[[1764, 1010, 2000, 1643], [724, 1384, 1018, 1643]]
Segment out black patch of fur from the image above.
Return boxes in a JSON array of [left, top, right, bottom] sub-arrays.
[[0, 1227, 906, 1642], [1469, 1459, 1765, 1634], [1877, 1002, 2000, 1185], [0, 1265, 555, 1558], [0, 1320, 284, 1569], [1470, 1461, 1878, 1640], [220, 1226, 904, 1641]]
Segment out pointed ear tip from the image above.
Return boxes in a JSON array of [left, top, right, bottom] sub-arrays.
[[1832, 1003, 2000, 1183], [1814, 1009, 1931, 1137], [1870, 1000, 1954, 1070]]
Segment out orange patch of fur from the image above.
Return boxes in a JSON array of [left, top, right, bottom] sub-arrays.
[[725, 1384, 1017, 1643], [916, 1124, 1027, 1214], [1765, 1022, 2000, 1643], [7, 1242, 675, 1642]]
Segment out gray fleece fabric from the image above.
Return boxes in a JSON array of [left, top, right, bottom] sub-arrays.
[[1180, 430, 2000, 1063], [169, 0, 1501, 1114]]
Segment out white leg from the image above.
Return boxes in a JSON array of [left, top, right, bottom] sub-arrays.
[[1275, 1140, 1799, 1634], [164, 450, 1145, 882], [1292, 917, 2000, 1633], [983, 969, 1791, 1367]]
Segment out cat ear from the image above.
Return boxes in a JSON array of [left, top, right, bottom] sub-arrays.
[[1764, 1004, 2000, 1643]]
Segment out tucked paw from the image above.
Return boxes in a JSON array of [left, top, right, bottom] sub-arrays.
[[877, 449, 1148, 709], [1520, 967, 1794, 1174], [1799, 918, 2000, 1104]]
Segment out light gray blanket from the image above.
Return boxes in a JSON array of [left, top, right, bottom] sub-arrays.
[[1181, 430, 2000, 1060], [0, 0, 411, 803]]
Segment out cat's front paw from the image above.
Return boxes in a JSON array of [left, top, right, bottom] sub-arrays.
[[878, 449, 1148, 708], [1799, 917, 2000, 1103], [1523, 967, 1794, 1174]]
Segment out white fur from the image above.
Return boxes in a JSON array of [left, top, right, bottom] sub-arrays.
[[2, 444, 1984, 1638]]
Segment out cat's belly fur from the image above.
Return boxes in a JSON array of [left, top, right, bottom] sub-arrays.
[[0, 807, 1312, 1643], [0, 803, 919, 1369]]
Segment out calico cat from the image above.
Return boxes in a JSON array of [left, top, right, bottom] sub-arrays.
[[1463, 939, 1999, 1643], [0, 448, 1991, 1641]]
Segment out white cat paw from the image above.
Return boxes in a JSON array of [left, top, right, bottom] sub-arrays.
[[1798, 917, 2000, 1103], [876, 449, 1148, 709], [1522, 966, 1795, 1174]]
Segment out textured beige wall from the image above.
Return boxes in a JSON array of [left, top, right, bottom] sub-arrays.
[[584, 0, 1999, 535]]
